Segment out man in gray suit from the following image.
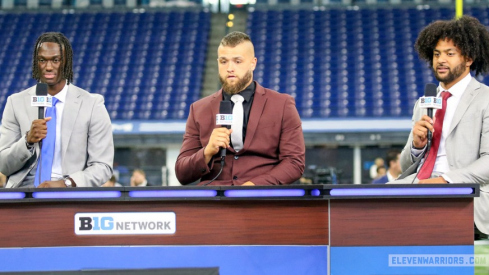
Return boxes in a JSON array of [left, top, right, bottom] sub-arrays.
[[393, 16, 489, 238], [0, 32, 113, 188]]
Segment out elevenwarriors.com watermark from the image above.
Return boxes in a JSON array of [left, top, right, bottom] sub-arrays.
[[389, 254, 489, 267]]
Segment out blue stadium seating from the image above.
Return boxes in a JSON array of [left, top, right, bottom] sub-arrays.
[[0, 10, 210, 120], [247, 7, 489, 118], [1, 8, 488, 120]]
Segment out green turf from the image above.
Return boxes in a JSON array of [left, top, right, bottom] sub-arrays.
[[475, 242, 489, 275]]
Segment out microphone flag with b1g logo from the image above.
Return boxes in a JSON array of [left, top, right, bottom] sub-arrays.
[[419, 96, 443, 110], [31, 95, 53, 107], [216, 113, 233, 126]]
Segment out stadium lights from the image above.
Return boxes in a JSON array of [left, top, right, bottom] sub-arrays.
[[230, 0, 256, 4]]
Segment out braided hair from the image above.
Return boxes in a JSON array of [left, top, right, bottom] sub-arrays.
[[32, 32, 73, 84]]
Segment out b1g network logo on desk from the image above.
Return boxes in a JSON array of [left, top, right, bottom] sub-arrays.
[[74, 212, 176, 235]]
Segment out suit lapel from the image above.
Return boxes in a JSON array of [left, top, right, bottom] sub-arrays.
[[211, 90, 221, 121], [243, 83, 267, 150], [61, 85, 82, 159], [448, 78, 480, 136], [25, 86, 40, 155], [25, 86, 38, 126]]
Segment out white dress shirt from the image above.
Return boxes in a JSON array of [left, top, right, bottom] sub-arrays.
[[49, 83, 68, 180], [386, 170, 396, 182]]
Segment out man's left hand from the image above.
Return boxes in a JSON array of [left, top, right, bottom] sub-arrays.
[[418, 177, 447, 184], [38, 180, 66, 188]]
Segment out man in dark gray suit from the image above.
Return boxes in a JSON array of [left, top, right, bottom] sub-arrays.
[[392, 16, 489, 239], [0, 32, 113, 188]]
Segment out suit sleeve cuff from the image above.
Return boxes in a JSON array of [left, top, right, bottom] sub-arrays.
[[198, 147, 212, 174], [411, 142, 426, 158], [442, 174, 452, 183]]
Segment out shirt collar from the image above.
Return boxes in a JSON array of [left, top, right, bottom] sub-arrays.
[[223, 81, 255, 102], [386, 171, 396, 182], [50, 82, 69, 103], [437, 73, 472, 98]]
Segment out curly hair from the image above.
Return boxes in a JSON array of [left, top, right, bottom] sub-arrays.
[[415, 15, 489, 76], [32, 32, 73, 84]]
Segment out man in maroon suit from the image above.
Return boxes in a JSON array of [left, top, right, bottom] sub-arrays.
[[175, 31, 305, 186]]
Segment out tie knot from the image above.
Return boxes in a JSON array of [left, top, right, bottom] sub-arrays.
[[441, 91, 452, 100], [51, 97, 59, 106], [231, 94, 244, 104]]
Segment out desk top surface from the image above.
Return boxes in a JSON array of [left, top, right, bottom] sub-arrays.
[[0, 183, 479, 203]]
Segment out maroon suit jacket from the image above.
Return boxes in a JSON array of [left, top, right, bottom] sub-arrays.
[[175, 82, 305, 186]]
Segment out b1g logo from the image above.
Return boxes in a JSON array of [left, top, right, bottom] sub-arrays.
[[219, 114, 232, 120], [215, 114, 233, 126], [32, 97, 51, 103], [74, 212, 176, 235], [31, 96, 53, 107], [78, 216, 114, 231]]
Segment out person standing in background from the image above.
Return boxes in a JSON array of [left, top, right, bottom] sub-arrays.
[[372, 150, 401, 184]]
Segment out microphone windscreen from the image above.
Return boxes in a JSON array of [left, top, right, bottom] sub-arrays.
[[424, 83, 437, 97], [219, 100, 232, 115], [36, 83, 48, 96]]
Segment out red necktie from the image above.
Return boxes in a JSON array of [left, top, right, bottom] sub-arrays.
[[417, 91, 452, 180]]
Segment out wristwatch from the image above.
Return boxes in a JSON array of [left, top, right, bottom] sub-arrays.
[[25, 131, 34, 149], [64, 177, 74, 187]]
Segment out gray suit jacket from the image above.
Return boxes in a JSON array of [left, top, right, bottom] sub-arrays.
[[0, 84, 114, 188], [398, 77, 489, 234]]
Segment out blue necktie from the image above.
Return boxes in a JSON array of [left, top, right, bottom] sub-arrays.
[[34, 97, 59, 187]]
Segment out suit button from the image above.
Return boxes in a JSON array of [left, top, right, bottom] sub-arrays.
[[201, 168, 206, 173], [234, 156, 239, 160], [233, 176, 238, 180]]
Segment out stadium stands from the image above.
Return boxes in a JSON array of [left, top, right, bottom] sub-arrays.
[[248, 7, 489, 118], [0, 7, 488, 121]]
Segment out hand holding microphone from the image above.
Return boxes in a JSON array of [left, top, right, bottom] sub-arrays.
[[204, 128, 232, 164], [202, 100, 233, 186], [27, 83, 51, 145], [412, 115, 434, 149], [204, 100, 233, 164], [413, 83, 441, 149], [26, 117, 52, 144]]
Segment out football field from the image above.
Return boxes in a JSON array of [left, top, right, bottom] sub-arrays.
[[475, 241, 489, 275]]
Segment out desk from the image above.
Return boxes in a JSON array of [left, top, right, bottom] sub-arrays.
[[0, 184, 478, 274]]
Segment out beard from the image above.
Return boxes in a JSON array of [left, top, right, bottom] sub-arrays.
[[433, 61, 466, 85], [219, 69, 253, 95]]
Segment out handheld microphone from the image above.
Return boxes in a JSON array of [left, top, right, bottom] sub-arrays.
[[32, 83, 49, 186], [216, 100, 233, 159], [31, 83, 50, 148], [203, 100, 232, 186], [409, 84, 440, 184], [419, 83, 440, 144]]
